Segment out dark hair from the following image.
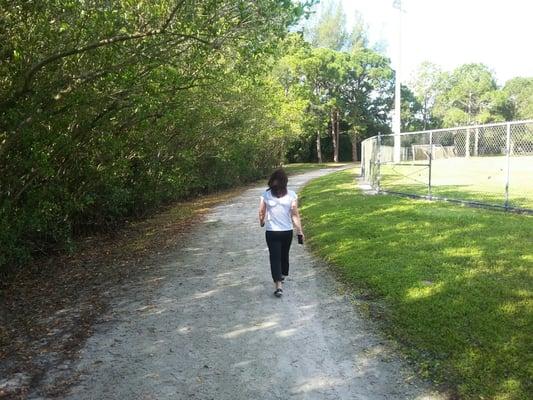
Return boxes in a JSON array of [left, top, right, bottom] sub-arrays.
[[268, 168, 288, 198]]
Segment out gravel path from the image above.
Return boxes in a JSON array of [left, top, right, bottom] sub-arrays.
[[59, 168, 444, 400]]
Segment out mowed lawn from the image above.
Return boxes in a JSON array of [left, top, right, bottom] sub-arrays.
[[379, 155, 533, 210], [299, 167, 533, 400], [283, 162, 350, 175]]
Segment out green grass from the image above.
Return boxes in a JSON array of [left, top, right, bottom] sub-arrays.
[[379, 155, 533, 210], [282, 162, 350, 176], [300, 167, 533, 400]]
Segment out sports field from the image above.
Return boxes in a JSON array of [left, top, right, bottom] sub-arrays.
[[379, 155, 533, 210]]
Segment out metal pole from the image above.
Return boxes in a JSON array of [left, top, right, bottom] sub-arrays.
[[504, 122, 511, 209], [428, 131, 433, 198], [377, 133, 382, 193], [466, 91, 472, 158], [466, 127, 470, 158], [392, 0, 402, 163], [474, 127, 479, 156], [361, 139, 365, 177]]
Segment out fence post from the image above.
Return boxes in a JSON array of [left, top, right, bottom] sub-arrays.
[[377, 133, 382, 193], [465, 127, 470, 158], [361, 139, 365, 178], [428, 131, 433, 198], [504, 122, 511, 210], [474, 127, 479, 156]]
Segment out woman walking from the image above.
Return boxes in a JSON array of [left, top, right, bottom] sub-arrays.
[[258, 168, 304, 297]]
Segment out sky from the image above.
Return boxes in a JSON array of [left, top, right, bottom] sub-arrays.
[[318, 0, 533, 85]]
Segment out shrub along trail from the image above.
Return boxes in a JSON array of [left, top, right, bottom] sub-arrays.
[[2, 168, 445, 399]]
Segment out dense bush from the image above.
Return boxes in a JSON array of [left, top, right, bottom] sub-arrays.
[[0, 1, 310, 272]]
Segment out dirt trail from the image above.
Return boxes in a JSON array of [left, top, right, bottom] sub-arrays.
[[52, 168, 444, 400]]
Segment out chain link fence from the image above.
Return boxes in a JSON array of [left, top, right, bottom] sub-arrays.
[[361, 120, 533, 212]]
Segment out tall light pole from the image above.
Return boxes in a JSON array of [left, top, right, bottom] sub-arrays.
[[392, 0, 402, 162]]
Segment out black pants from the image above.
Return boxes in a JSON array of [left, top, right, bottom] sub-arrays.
[[265, 230, 293, 282]]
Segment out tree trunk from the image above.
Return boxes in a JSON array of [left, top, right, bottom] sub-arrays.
[[350, 130, 358, 161], [331, 108, 338, 163], [316, 130, 323, 163]]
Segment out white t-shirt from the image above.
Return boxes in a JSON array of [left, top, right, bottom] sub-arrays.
[[260, 189, 297, 231]]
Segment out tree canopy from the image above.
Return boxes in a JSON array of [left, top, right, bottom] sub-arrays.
[[0, 0, 312, 271], [409, 62, 532, 129]]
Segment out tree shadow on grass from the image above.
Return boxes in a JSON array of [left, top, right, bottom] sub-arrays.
[[299, 170, 533, 399]]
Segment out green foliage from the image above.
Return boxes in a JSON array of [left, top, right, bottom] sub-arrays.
[[433, 63, 499, 126], [503, 77, 533, 120], [300, 168, 533, 400], [280, 4, 399, 162], [347, 11, 369, 53], [256, 5, 532, 168], [0, 1, 312, 272], [409, 62, 529, 129], [341, 48, 394, 139], [274, 33, 394, 162], [411, 63, 514, 129], [304, 0, 348, 51], [286, 133, 352, 162], [400, 84, 424, 132], [408, 61, 444, 129]]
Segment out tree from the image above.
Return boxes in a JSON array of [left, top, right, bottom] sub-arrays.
[[0, 1, 312, 272], [277, 7, 400, 164], [294, 3, 398, 162], [503, 77, 533, 120], [340, 49, 394, 160], [304, 48, 345, 162], [409, 62, 444, 129], [278, 42, 394, 163], [400, 85, 424, 132], [347, 11, 369, 53], [433, 63, 502, 127], [304, 0, 348, 51], [272, 35, 326, 162], [277, 44, 346, 162]]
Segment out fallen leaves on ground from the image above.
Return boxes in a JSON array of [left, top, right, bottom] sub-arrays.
[[0, 186, 246, 398]]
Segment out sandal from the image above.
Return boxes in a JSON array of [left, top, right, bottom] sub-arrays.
[[274, 288, 283, 297]]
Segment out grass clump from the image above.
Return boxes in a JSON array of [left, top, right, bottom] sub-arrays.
[[299, 167, 533, 400]]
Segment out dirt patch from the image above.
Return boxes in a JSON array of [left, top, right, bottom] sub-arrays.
[[0, 187, 246, 399]]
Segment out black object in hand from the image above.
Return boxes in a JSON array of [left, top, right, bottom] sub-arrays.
[[260, 222, 265, 227], [297, 234, 304, 245]]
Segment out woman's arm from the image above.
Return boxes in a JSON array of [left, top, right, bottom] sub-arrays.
[[259, 198, 266, 226], [291, 199, 304, 237]]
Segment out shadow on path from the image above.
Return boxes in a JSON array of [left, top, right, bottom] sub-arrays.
[[31, 168, 445, 399]]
